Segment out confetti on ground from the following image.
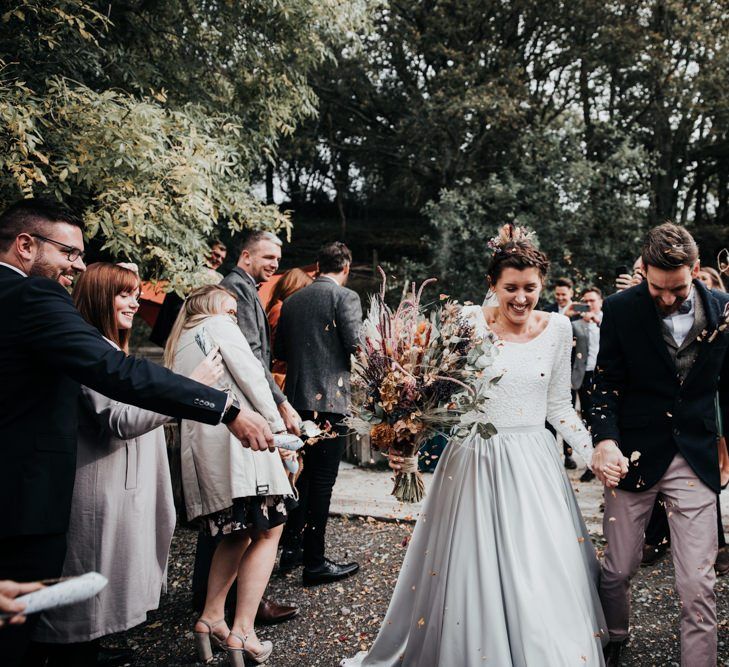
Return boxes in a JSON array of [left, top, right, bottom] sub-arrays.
[[113, 510, 729, 665]]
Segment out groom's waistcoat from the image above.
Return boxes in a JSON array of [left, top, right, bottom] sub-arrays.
[[660, 291, 706, 381], [590, 279, 729, 493]]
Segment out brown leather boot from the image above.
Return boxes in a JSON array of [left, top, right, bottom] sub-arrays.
[[255, 597, 300, 625]]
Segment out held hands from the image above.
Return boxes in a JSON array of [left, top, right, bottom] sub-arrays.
[[189, 346, 224, 387], [278, 400, 302, 436], [226, 408, 274, 451], [0, 580, 44, 627], [592, 440, 629, 488]]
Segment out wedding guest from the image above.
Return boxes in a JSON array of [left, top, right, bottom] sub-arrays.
[[572, 287, 603, 483], [208, 231, 301, 624], [698, 266, 726, 292], [615, 256, 644, 292], [545, 277, 579, 468], [32, 263, 224, 666], [150, 239, 228, 347], [221, 230, 301, 434], [0, 199, 269, 666], [544, 276, 576, 317], [165, 285, 297, 666], [266, 268, 314, 389], [592, 223, 729, 667], [0, 581, 43, 629], [276, 242, 363, 585]]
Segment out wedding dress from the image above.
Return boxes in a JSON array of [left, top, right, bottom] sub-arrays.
[[342, 308, 606, 666]]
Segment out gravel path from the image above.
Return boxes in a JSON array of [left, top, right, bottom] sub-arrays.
[[113, 517, 729, 666]]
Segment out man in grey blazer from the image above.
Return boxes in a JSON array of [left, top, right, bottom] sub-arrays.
[[220, 230, 302, 434], [276, 242, 363, 585], [571, 286, 603, 482], [198, 230, 301, 624]]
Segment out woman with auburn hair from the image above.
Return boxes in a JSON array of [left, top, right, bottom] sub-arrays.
[[266, 268, 314, 389], [33, 263, 223, 666], [165, 284, 296, 666]]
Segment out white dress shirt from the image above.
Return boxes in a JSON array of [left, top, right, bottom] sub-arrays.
[[0, 261, 26, 277], [662, 288, 695, 347], [585, 313, 602, 372]]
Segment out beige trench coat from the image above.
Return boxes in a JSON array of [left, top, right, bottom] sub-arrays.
[[173, 314, 292, 521]]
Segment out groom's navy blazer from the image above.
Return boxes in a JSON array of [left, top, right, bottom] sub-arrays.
[[0, 265, 228, 540], [591, 279, 729, 493]]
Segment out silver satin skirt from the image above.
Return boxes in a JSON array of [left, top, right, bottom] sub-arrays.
[[342, 426, 607, 666]]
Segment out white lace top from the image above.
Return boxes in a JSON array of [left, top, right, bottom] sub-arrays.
[[463, 306, 593, 467]]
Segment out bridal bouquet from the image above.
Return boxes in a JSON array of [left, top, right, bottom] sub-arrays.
[[348, 269, 500, 502]]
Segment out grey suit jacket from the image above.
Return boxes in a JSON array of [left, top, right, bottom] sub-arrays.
[[220, 267, 286, 404], [571, 319, 589, 391], [274, 276, 363, 415]]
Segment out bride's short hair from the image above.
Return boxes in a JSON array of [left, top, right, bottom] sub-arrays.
[[486, 224, 550, 286]]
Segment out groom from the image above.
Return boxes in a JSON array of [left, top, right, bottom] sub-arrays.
[[590, 223, 729, 666]]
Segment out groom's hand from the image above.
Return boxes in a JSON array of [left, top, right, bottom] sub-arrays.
[[592, 440, 629, 488], [227, 408, 275, 451]]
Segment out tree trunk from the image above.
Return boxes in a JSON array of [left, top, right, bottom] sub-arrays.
[[265, 162, 274, 204]]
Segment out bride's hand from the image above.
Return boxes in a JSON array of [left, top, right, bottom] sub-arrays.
[[387, 453, 404, 472], [593, 440, 629, 487], [189, 346, 224, 386]]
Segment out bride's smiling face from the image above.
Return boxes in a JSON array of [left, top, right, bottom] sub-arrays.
[[492, 267, 543, 324]]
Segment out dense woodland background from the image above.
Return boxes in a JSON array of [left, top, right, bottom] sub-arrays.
[[2, 0, 728, 300]]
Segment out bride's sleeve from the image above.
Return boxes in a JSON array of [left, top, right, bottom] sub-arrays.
[[546, 316, 593, 468]]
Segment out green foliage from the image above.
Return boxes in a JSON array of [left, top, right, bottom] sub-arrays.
[[0, 0, 372, 287], [276, 0, 729, 299], [423, 123, 648, 300]]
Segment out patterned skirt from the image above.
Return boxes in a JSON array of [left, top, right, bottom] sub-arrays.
[[203, 495, 297, 538]]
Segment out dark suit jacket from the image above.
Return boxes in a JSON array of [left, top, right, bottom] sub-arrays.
[[590, 279, 729, 493], [220, 267, 285, 405], [149, 291, 184, 347], [0, 266, 227, 538], [274, 276, 362, 415]]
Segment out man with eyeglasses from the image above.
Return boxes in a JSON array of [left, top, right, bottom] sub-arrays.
[[0, 198, 272, 665]]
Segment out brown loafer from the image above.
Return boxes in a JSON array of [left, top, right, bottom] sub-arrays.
[[715, 546, 729, 576], [255, 597, 300, 625]]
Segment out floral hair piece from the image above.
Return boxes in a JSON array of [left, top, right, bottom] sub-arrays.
[[486, 223, 537, 254]]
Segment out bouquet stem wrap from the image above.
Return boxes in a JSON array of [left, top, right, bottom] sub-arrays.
[[390, 450, 424, 503]]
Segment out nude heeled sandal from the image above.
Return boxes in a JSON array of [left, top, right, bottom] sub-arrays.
[[194, 617, 228, 664], [226, 631, 273, 666]]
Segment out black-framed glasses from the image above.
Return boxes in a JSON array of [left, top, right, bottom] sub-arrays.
[[31, 234, 85, 262]]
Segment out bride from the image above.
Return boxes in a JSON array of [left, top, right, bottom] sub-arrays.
[[342, 226, 627, 667]]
